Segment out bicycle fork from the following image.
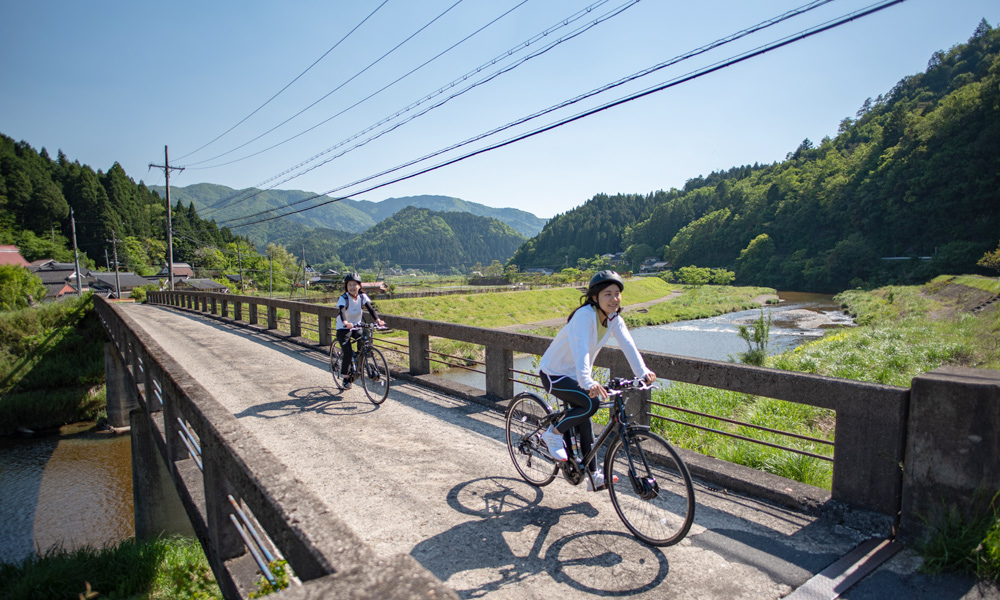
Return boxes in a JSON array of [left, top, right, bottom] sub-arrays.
[[620, 429, 660, 500]]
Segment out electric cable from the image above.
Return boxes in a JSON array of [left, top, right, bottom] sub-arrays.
[[217, 0, 840, 224], [221, 0, 908, 229], [182, 0, 466, 167], [174, 0, 391, 162], [197, 0, 635, 216]]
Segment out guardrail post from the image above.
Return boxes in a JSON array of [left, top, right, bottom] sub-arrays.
[[290, 308, 301, 337], [319, 314, 332, 346], [485, 344, 513, 400], [221, 299, 229, 318], [409, 331, 430, 375], [234, 300, 243, 322], [249, 302, 258, 325], [899, 366, 1000, 542], [267, 305, 278, 329]]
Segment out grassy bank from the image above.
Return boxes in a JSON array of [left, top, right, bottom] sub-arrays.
[[0, 294, 106, 435], [0, 535, 221, 600]]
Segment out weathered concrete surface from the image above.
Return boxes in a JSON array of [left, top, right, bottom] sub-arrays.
[[118, 303, 996, 600]]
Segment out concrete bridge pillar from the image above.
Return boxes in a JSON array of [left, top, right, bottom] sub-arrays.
[[105, 342, 138, 428], [899, 366, 1000, 542], [130, 407, 194, 540]]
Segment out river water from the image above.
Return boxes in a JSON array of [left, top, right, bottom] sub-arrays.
[[439, 291, 852, 391], [0, 291, 849, 565]]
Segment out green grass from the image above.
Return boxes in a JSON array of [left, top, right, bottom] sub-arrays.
[[0, 535, 221, 600], [0, 295, 106, 434], [919, 493, 1000, 585]]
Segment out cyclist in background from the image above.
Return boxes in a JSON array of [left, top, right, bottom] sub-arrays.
[[336, 272, 384, 389], [538, 270, 656, 490]]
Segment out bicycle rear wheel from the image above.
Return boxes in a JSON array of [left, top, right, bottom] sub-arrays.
[[505, 393, 558, 486], [329, 344, 345, 390], [361, 348, 390, 404], [605, 430, 695, 546]]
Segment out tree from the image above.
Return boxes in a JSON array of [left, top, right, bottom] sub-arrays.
[[676, 265, 711, 286], [0, 265, 47, 310], [978, 241, 1000, 274]]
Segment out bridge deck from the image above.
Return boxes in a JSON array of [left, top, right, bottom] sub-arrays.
[[120, 303, 977, 600]]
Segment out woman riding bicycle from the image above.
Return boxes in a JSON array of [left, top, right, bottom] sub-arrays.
[[336, 272, 384, 389], [538, 270, 656, 491]]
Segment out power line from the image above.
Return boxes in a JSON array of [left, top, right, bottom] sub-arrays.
[[174, 0, 392, 162], [197, 0, 635, 217], [221, 0, 908, 229], [182, 0, 466, 168], [216, 0, 839, 225]]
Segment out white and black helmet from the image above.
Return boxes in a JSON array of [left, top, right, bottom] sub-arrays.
[[343, 272, 363, 286]]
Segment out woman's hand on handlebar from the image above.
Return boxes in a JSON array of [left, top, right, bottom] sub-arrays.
[[643, 372, 657, 386], [588, 383, 608, 400]]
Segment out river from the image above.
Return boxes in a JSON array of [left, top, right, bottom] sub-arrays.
[[0, 291, 849, 565]]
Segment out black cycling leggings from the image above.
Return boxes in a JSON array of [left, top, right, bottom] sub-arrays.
[[336, 328, 362, 375], [540, 371, 599, 473]]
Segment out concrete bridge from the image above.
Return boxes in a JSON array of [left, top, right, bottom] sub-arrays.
[[97, 292, 1000, 599]]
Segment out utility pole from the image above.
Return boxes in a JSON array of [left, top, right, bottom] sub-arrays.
[[109, 230, 121, 299], [302, 245, 307, 300], [236, 240, 245, 293], [70, 208, 82, 296], [150, 146, 184, 291]]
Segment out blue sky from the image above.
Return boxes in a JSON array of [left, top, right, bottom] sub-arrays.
[[1, 0, 996, 221]]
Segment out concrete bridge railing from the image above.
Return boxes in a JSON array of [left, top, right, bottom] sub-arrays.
[[97, 295, 459, 599], [142, 290, 1000, 545]]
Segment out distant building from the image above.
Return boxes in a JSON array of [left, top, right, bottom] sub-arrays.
[[639, 261, 671, 273], [0, 245, 29, 267], [28, 258, 85, 300], [156, 263, 195, 279], [525, 268, 554, 276], [361, 281, 388, 294], [86, 270, 153, 298], [176, 278, 229, 292]]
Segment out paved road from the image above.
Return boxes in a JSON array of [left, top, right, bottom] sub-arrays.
[[120, 303, 994, 600]]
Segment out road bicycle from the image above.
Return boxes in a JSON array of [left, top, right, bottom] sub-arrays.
[[329, 322, 390, 404], [505, 377, 695, 546]]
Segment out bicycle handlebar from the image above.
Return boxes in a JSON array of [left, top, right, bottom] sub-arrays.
[[605, 377, 658, 395]]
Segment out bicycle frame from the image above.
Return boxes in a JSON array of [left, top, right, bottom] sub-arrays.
[[541, 387, 655, 490]]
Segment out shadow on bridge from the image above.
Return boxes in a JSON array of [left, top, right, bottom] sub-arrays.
[[412, 476, 671, 599]]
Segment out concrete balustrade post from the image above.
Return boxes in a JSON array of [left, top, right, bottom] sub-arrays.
[[221, 299, 229, 318], [319, 314, 332, 347], [290, 309, 301, 337], [249, 303, 258, 325], [899, 367, 1000, 542], [202, 449, 246, 563], [234, 301, 242, 322], [409, 331, 431, 375], [485, 344, 513, 401], [267, 305, 278, 329]]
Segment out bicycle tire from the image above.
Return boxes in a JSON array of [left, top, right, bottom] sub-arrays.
[[605, 430, 695, 546], [505, 393, 558, 486], [329, 344, 345, 390], [361, 348, 390, 404]]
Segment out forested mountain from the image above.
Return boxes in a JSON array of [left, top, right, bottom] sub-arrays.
[[152, 186, 547, 240], [512, 22, 1000, 292], [349, 195, 547, 238], [0, 136, 237, 268], [338, 206, 525, 271]]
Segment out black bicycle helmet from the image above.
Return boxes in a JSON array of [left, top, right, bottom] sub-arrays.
[[343, 272, 362, 286], [587, 270, 624, 297]]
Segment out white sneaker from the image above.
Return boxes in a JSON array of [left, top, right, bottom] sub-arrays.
[[541, 427, 568, 461], [588, 472, 618, 492]]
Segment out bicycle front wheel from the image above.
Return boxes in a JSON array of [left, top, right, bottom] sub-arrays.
[[606, 431, 695, 546], [329, 344, 345, 390], [505, 393, 558, 486], [361, 348, 390, 404]]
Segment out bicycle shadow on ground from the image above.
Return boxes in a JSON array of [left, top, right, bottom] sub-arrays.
[[232, 386, 379, 420], [410, 476, 669, 598]]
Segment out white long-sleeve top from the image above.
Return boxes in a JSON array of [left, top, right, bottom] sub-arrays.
[[538, 304, 653, 391]]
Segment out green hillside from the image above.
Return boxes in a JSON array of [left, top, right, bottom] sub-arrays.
[[338, 206, 526, 272], [512, 21, 1000, 292]]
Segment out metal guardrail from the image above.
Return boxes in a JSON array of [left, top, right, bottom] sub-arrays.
[[146, 290, 909, 517]]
